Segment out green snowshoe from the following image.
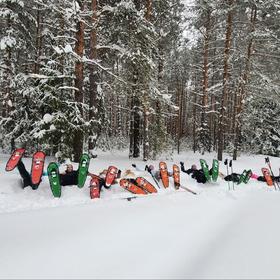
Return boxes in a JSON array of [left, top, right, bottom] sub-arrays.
[[47, 162, 61, 198], [211, 159, 219, 182], [238, 170, 247, 185], [77, 153, 90, 188], [243, 169, 252, 184], [200, 159, 211, 182]]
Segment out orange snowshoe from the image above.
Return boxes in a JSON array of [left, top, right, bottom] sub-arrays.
[[119, 179, 147, 195], [105, 166, 118, 187], [31, 151, 46, 185], [5, 148, 25, 172], [159, 161, 169, 188], [261, 168, 274, 186], [136, 177, 157, 193], [173, 164, 180, 190], [90, 175, 100, 199]]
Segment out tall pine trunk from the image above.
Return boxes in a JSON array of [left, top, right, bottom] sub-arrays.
[[34, 5, 42, 74], [233, 5, 257, 160], [73, 0, 85, 162], [217, 0, 234, 161], [143, 0, 152, 161], [129, 89, 141, 158], [88, 0, 99, 152], [200, 9, 211, 153]]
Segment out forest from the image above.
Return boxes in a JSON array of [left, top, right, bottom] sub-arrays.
[[0, 0, 279, 162]]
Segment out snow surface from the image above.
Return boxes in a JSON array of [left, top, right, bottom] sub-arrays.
[[0, 151, 280, 279]]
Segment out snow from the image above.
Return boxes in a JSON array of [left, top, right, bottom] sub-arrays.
[[64, 44, 73, 53], [0, 150, 280, 279], [43, 113, 53, 124], [0, 36, 16, 50]]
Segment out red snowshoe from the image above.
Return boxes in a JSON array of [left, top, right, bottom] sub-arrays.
[[31, 151, 46, 185], [5, 148, 25, 172], [173, 164, 180, 190], [159, 161, 169, 188], [119, 179, 147, 195], [136, 177, 157, 193], [261, 168, 273, 187], [90, 175, 100, 199], [105, 166, 118, 187]]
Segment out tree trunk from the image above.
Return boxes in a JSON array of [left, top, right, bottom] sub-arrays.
[[130, 91, 141, 158], [2, 5, 12, 119], [192, 91, 198, 153], [177, 82, 183, 154], [73, 0, 85, 162], [233, 5, 257, 160], [88, 0, 99, 152], [217, 0, 234, 161], [142, 0, 152, 161], [200, 9, 211, 153], [34, 6, 42, 74]]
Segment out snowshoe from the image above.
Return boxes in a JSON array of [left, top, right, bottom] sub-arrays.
[[90, 175, 100, 199], [135, 177, 157, 193], [5, 148, 25, 172], [47, 162, 61, 198], [30, 151, 46, 186], [159, 161, 169, 188], [243, 170, 252, 184], [211, 159, 219, 182], [77, 153, 90, 188], [119, 179, 147, 195], [238, 170, 247, 185], [261, 168, 274, 187], [173, 164, 180, 190], [105, 166, 118, 187], [200, 159, 211, 182]]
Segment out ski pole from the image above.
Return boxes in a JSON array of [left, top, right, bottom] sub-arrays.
[[140, 164, 161, 190], [265, 157, 280, 190], [229, 160, 235, 190], [149, 170, 161, 189], [224, 159, 230, 190], [179, 185, 197, 195]]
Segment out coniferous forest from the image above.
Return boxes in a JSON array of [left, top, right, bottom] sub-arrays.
[[0, 0, 279, 162]]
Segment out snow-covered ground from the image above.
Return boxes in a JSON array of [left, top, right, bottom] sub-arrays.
[[0, 150, 280, 279]]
